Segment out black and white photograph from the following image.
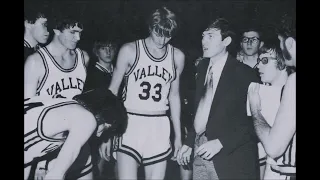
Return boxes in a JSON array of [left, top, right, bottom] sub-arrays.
[[24, 0, 296, 179]]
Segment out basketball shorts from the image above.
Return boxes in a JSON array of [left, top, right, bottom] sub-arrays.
[[114, 113, 172, 166]]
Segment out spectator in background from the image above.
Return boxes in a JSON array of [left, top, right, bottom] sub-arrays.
[[237, 25, 264, 69], [83, 39, 119, 180]]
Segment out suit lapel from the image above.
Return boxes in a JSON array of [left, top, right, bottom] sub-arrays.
[[210, 55, 236, 113]]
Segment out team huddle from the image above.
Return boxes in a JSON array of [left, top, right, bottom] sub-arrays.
[[24, 3, 296, 180]]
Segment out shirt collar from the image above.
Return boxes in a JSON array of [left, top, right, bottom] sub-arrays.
[[96, 62, 114, 74], [24, 39, 32, 48]]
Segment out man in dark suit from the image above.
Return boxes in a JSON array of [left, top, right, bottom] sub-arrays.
[[177, 18, 261, 179]]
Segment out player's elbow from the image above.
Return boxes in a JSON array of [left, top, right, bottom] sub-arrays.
[[264, 143, 285, 159]]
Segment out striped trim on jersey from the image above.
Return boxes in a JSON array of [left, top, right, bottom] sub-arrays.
[[125, 40, 140, 76], [171, 46, 177, 82], [142, 39, 169, 62], [37, 100, 78, 142], [122, 40, 140, 101], [36, 49, 50, 94], [121, 76, 129, 102], [24, 101, 77, 152], [43, 47, 79, 72], [79, 49, 86, 73], [24, 39, 32, 48], [96, 62, 113, 74]]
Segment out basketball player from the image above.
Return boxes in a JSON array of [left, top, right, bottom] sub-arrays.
[[25, 88, 127, 180], [248, 43, 290, 179], [24, 13, 90, 179], [24, 4, 50, 62], [24, 13, 89, 99], [24, 96, 96, 180], [248, 14, 296, 179], [108, 6, 185, 180]]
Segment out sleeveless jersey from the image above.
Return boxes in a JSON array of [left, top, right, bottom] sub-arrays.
[[24, 96, 78, 168], [264, 85, 296, 179], [122, 39, 176, 114], [35, 47, 87, 99]]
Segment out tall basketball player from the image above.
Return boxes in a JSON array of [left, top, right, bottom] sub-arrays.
[[107, 6, 185, 180], [24, 4, 49, 62], [24, 13, 89, 99]]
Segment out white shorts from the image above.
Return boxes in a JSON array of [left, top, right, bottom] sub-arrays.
[[114, 113, 172, 166]]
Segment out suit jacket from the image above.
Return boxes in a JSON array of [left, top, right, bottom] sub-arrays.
[[185, 54, 261, 179]]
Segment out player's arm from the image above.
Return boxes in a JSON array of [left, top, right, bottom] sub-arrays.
[[82, 50, 90, 67], [169, 48, 185, 157], [251, 73, 296, 158], [45, 109, 97, 179], [108, 43, 135, 95], [24, 53, 44, 99]]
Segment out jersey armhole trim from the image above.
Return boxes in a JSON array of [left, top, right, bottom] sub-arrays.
[[36, 49, 50, 95], [171, 46, 177, 82], [125, 40, 140, 76], [78, 48, 87, 73], [37, 101, 78, 142]]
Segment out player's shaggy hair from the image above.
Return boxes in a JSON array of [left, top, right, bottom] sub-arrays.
[[148, 6, 178, 38], [73, 88, 128, 137]]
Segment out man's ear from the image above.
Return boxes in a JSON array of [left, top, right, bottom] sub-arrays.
[[285, 37, 295, 51], [53, 29, 61, 36], [259, 41, 264, 49], [223, 36, 232, 47], [24, 20, 32, 30]]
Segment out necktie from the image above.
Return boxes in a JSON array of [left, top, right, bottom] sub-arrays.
[[194, 65, 215, 134]]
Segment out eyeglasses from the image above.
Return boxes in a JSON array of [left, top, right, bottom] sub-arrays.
[[257, 57, 277, 65], [242, 37, 260, 44]]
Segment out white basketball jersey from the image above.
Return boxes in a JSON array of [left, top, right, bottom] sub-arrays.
[[24, 97, 78, 168], [35, 47, 87, 99], [123, 39, 176, 114]]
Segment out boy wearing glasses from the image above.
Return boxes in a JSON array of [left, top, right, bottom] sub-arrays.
[[237, 26, 264, 68], [248, 14, 296, 180], [108, 6, 185, 180]]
